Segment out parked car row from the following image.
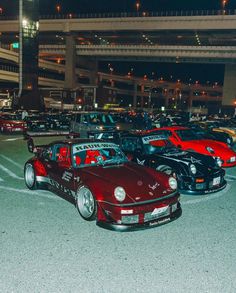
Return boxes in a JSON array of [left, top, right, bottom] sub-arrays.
[[23, 116, 236, 231], [0, 110, 72, 133]]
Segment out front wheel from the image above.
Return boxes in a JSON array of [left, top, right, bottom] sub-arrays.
[[24, 163, 37, 190], [76, 187, 97, 221]]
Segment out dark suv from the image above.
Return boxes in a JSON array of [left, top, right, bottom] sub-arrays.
[[70, 111, 119, 138]]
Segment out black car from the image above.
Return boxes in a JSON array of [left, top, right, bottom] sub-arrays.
[[119, 131, 227, 195], [42, 113, 71, 130], [24, 115, 50, 132]]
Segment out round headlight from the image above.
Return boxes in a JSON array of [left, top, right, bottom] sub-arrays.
[[114, 186, 126, 202], [227, 138, 232, 145], [206, 146, 214, 154], [189, 163, 197, 174], [216, 157, 223, 167], [169, 177, 177, 190]]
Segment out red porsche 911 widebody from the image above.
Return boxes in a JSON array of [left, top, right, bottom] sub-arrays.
[[148, 126, 236, 168], [24, 139, 181, 231]]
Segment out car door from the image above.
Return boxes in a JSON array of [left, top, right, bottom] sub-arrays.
[[45, 143, 76, 200]]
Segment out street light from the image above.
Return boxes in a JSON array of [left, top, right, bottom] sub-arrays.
[[56, 4, 61, 14], [221, 0, 228, 14], [135, 1, 140, 13]]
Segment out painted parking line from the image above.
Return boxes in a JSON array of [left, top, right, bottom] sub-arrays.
[[181, 183, 231, 205], [0, 155, 23, 169], [225, 174, 236, 181], [2, 137, 23, 142], [0, 164, 24, 180], [0, 185, 62, 201]]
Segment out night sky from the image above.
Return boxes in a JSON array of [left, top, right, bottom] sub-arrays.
[[1, 0, 235, 84], [2, 0, 236, 17]]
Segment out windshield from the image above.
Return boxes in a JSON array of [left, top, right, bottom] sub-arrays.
[[72, 142, 128, 168], [87, 113, 114, 125], [142, 135, 175, 154], [175, 129, 203, 141], [1, 114, 21, 120]]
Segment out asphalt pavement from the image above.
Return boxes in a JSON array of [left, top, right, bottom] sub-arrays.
[[0, 134, 236, 293]]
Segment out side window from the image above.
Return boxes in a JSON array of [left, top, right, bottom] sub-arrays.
[[42, 146, 53, 161], [121, 138, 137, 152], [75, 114, 81, 123], [56, 145, 70, 163], [81, 114, 89, 123], [137, 138, 143, 151]]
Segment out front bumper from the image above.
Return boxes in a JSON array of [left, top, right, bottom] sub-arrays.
[[96, 200, 182, 232], [180, 179, 227, 195]]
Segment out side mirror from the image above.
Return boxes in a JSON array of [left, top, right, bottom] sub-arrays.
[[27, 138, 34, 153], [126, 154, 133, 161]]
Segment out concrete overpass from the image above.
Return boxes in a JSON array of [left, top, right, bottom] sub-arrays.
[[0, 11, 235, 107]]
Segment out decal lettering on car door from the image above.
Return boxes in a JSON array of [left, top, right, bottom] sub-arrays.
[[62, 171, 73, 182]]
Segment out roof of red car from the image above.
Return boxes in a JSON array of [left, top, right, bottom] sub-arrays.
[[149, 126, 188, 132]]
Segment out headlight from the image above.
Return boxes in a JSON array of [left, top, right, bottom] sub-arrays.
[[96, 126, 104, 130], [227, 138, 232, 145], [169, 177, 177, 190], [189, 163, 197, 174], [206, 146, 215, 154], [114, 186, 126, 202], [216, 157, 223, 167]]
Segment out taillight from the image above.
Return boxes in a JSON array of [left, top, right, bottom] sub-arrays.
[[34, 161, 47, 176]]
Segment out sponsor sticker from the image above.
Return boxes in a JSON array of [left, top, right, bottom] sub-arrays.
[[142, 135, 168, 144], [151, 205, 168, 216], [213, 176, 221, 186], [73, 142, 117, 152]]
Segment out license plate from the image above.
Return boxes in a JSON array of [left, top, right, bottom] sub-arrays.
[[14, 128, 21, 131], [213, 176, 221, 186], [151, 206, 168, 216], [39, 125, 44, 128], [230, 156, 236, 162]]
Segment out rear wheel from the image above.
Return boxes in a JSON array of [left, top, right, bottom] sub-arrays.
[[76, 187, 97, 221], [24, 163, 37, 190]]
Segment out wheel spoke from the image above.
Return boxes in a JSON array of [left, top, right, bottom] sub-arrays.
[[77, 187, 95, 219]]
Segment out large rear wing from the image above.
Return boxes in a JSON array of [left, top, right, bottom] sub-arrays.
[[24, 131, 80, 153]]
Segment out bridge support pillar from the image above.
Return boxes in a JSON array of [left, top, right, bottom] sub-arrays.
[[88, 60, 98, 86], [223, 64, 236, 107], [133, 83, 137, 108], [16, 0, 43, 111], [64, 35, 77, 89]]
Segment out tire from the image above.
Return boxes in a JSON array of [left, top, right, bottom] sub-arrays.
[[76, 187, 97, 221], [156, 165, 174, 176], [24, 163, 38, 190]]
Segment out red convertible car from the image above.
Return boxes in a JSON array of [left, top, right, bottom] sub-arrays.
[[148, 126, 236, 168], [24, 138, 181, 231]]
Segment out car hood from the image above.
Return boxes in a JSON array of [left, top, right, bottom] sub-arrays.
[[78, 162, 174, 204], [157, 148, 217, 168], [180, 139, 228, 151]]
